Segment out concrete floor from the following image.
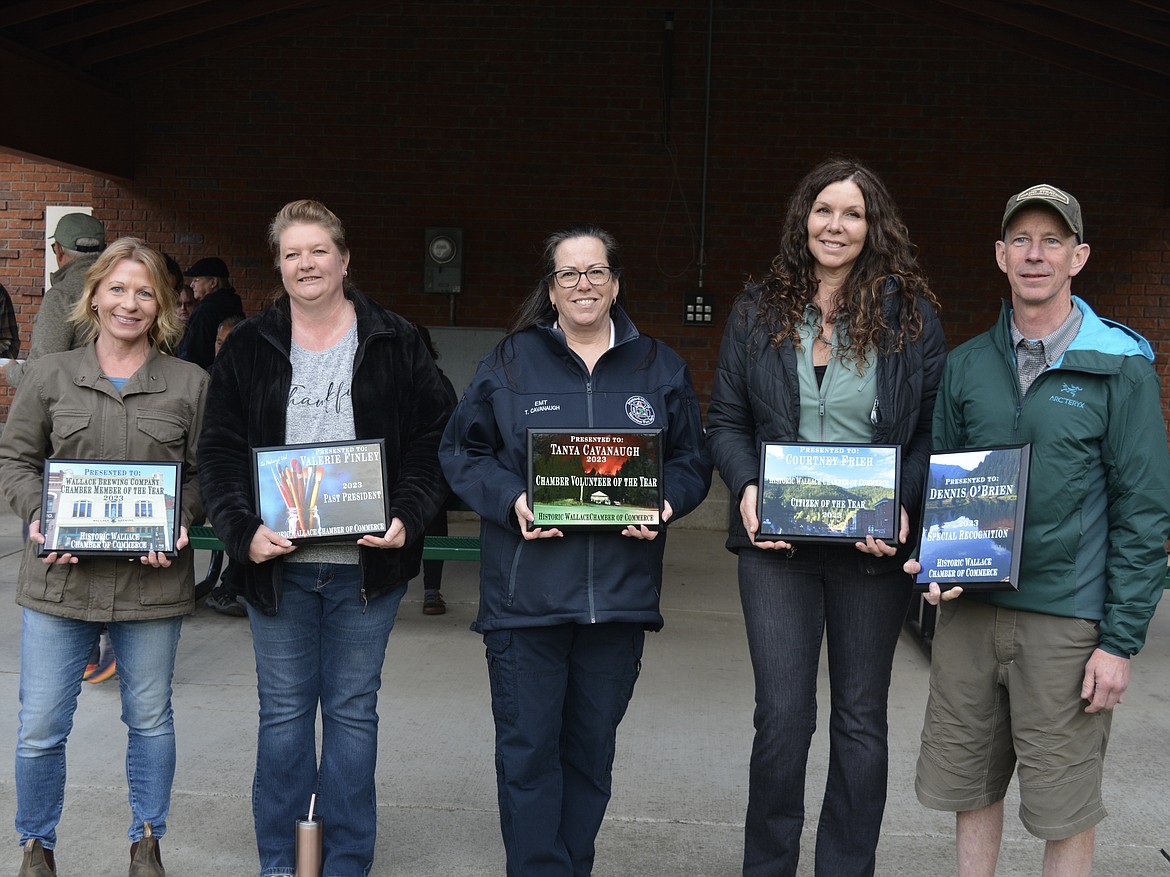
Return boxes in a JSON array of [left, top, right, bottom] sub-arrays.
[[0, 500, 1168, 876]]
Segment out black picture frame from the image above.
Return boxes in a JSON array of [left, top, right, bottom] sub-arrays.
[[526, 428, 664, 531], [914, 444, 1031, 592], [39, 459, 182, 557], [756, 442, 901, 543], [252, 439, 389, 543]]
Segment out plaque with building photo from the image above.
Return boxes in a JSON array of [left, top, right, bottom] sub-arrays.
[[915, 444, 1030, 592], [252, 439, 389, 543], [527, 429, 664, 531], [39, 460, 182, 557], [757, 443, 900, 542]]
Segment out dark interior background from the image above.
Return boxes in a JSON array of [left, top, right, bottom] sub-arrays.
[[2, 1, 1168, 424]]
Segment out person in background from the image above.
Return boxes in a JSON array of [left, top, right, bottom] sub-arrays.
[[706, 157, 945, 877], [440, 224, 712, 875], [175, 285, 195, 326], [177, 257, 243, 369], [0, 280, 19, 360], [411, 322, 458, 615], [4, 213, 105, 388], [203, 313, 248, 618], [909, 184, 1170, 877], [0, 237, 207, 877], [198, 199, 452, 877]]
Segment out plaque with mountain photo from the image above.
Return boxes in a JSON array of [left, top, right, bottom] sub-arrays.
[[756, 443, 900, 543], [915, 444, 1030, 592]]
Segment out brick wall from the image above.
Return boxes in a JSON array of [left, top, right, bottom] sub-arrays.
[[2, 0, 1168, 426]]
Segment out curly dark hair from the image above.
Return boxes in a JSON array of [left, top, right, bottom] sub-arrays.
[[751, 158, 939, 365]]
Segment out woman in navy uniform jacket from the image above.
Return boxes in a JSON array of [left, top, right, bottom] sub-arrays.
[[440, 224, 711, 876]]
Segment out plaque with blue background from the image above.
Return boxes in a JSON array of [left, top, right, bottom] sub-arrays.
[[915, 444, 1030, 592]]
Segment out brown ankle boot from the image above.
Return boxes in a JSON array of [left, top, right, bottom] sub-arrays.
[[128, 822, 165, 877], [18, 840, 55, 877]]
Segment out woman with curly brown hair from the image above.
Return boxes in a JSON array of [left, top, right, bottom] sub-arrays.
[[707, 158, 946, 877]]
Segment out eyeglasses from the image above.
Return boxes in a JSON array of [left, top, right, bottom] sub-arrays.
[[550, 267, 614, 288]]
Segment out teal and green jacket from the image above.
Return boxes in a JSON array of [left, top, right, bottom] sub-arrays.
[[935, 296, 1170, 657]]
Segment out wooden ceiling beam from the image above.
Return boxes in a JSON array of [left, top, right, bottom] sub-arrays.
[[73, 0, 319, 66], [935, 0, 1170, 75], [0, 1, 94, 30], [98, 0, 388, 80], [859, 0, 1170, 98], [33, 0, 212, 51], [1026, 0, 1170, 47]]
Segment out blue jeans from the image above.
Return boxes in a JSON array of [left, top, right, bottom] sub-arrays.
[[484, 623, 645, 877], [738, 546, 911, 877], [16, 608, 183, 849], [247, 563, 404, 877]]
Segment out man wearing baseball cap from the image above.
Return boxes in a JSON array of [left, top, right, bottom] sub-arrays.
[[908, 184, 1170, 874], [177, 256, 244, 369], [4, 213, 106, 387]]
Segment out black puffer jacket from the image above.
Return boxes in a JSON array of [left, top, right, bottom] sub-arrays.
[[198, 288, 452, 613], [707, 283, 946, 568]]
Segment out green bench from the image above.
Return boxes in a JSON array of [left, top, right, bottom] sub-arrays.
[[187, 525, 480, 561]]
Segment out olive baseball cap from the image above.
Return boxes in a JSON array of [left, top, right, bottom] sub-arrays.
[[1001, 183, 1083, 243], [50, 213, 105, 252]]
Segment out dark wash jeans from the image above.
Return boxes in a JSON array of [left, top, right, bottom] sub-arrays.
[[738, 545, 912, 877], [484, 622, 645, 877]]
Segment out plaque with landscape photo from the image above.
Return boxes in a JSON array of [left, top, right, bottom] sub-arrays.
[[915, 444, 1030, 592], [527, 429, 663, 531], [757, 443, 900, 542], [39, 459, 181, 557]]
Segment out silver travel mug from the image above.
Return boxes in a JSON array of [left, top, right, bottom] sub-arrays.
[[295, 815, 323, 877]]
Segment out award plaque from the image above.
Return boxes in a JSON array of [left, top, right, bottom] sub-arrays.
[[527, 429, 663, 530], [757, 443, 900, 542], [252, 439, 389, 542], [915, 444, 1030, 592], [39, 460, 182, 557]]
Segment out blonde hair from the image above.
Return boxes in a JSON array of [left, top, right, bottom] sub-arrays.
[[71, 238, 183, 350]]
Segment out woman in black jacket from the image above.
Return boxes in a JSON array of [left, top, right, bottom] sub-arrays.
[[707, 159, 946, 877], [198, 200, 451, 877], [440, 224, 711, 876]]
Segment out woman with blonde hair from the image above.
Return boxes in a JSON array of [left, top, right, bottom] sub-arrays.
[[0, 237, 207, 877], [199, 200, 452, 876]]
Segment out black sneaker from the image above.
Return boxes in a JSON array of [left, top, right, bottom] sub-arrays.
[[205, 585, 247, 617], [423, 590, 446, 615]]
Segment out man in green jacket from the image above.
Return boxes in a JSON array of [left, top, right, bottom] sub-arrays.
[[911, 184, 1170, 877]]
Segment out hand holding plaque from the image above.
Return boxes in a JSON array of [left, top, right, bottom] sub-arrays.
[[914, 445, 1030, 592], [252, 440, 389, 542], [38, 460, 182, 557], [756, 443, 901, 543], [526, 429, 664, 531]]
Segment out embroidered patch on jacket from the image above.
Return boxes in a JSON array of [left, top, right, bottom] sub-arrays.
[[1048, 383, 1086, 409], [625, 395, 656, 425]]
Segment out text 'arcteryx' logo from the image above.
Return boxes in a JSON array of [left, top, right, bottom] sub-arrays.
[[1049, 383, 1086, 410]]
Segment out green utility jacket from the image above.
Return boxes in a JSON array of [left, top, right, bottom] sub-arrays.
[[0, 344, 208, 621], [935, 297, 1170, 657]]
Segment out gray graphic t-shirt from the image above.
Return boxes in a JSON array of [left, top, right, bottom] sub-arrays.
[[285, 320, 360, 565]]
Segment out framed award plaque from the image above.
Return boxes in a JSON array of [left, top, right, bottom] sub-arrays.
[[252, 439, 389, 542], [756, 443, 900, 542], [915, 444, 1030, 592], [39, 459, 182, 557], [526, 429, 664, 531]]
